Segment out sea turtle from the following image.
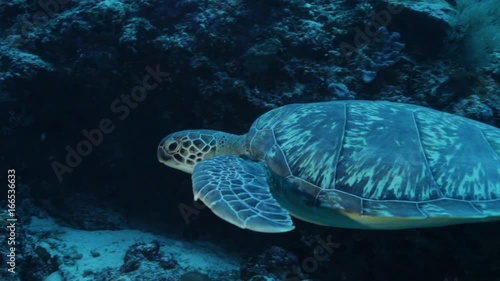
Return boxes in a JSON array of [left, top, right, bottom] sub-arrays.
[[158, 101, 500, 233]]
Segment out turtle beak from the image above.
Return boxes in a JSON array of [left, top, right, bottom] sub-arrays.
[[157, 146, 171, 164]]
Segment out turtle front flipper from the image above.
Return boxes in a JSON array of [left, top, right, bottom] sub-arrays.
[[192, 155, 295, 233]]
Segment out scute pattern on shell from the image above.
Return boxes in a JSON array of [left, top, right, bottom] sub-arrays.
[[250, 101, 500, 218]]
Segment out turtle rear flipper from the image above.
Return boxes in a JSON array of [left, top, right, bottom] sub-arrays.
[[192, 155, 295, 233]]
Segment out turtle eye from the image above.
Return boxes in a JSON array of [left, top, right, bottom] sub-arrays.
[[166, 141, 179, 152]]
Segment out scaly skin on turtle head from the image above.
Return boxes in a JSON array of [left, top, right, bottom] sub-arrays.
[[158, 129, 247, 174]]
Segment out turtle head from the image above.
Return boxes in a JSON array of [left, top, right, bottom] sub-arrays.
[[158, 129, 248, 174], [157, 130, 219, 174]]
